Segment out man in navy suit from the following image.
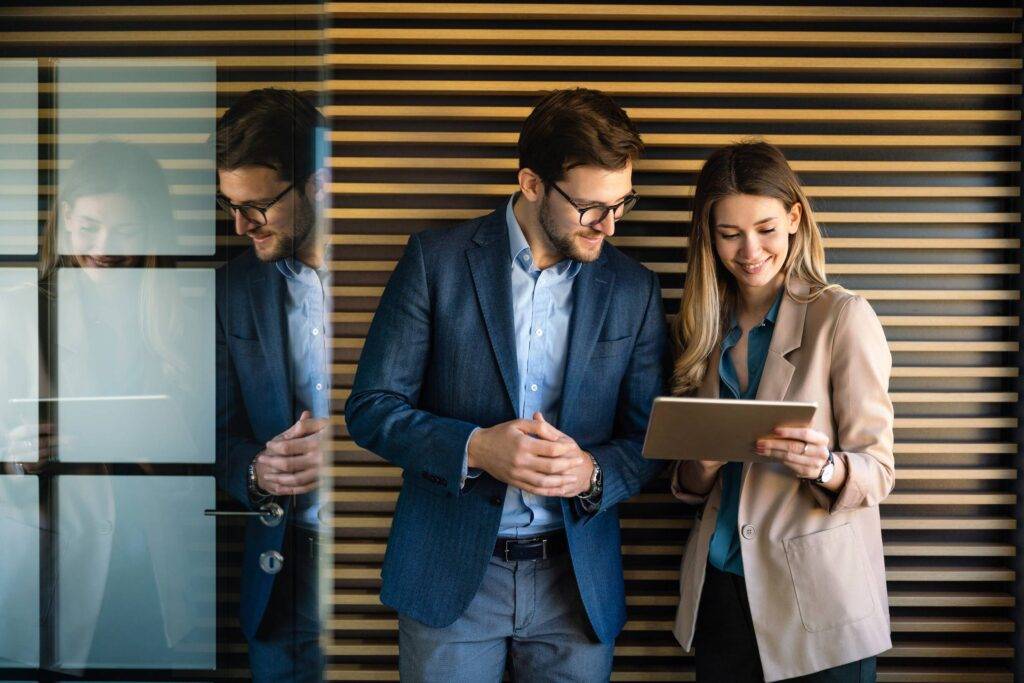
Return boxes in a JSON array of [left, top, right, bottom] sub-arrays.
[[346, 88, 668, 681], [214, 89, 329, 682]]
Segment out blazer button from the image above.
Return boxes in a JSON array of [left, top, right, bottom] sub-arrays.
[[490, 496, 503, 507], [740, 524, 755, 540], [259, 550, 284, 574]]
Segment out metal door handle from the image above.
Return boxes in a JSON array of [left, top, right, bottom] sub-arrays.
[[204, 502, 284, 527]]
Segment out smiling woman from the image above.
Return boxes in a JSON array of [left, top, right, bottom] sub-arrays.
[[669, 142, 894, 682]]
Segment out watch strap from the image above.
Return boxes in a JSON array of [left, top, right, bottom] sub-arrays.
[[814, 449, 835, 484]]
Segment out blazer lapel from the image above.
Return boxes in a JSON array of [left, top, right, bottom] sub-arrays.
[[745, 279, 809, 482], [466, 210, 520, 414], [754, 279, 809, 404], [558, 253, 614, 430], [697, 346, 722, 399], [249, 260, 292, 424]]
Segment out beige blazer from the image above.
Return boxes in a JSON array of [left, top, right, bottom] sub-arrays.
[[671, 279, 895, 682]]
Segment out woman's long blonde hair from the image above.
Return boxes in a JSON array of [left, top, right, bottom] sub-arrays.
[[670, 140, 838, 395]]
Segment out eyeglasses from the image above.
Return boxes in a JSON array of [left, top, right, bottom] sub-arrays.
[[547, 182, 638, 228], [216, 183, 293, 227]]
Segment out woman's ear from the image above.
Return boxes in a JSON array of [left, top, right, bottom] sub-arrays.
[[787, 201, 802, 234]]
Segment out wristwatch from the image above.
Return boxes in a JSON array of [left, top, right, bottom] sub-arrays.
[[248, 457, 271, 501], [578, 452, 603, 502], [815, 449, 836, 485]]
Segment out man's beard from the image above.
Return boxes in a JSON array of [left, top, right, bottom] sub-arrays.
[[253, 191, 316, 262], [539, 195, 603, 264]]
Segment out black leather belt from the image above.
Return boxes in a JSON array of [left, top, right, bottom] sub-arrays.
[[493, 531, 568, 562]]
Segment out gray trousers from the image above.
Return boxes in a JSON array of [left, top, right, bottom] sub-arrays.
[[398, 552, 614, 682]]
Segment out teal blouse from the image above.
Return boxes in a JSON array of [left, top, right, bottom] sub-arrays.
[[707, 290, 783, 577]]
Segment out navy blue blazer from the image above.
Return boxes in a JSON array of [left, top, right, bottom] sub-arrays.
[[215, 250, 296, 639], [345, 207, 668, 642]]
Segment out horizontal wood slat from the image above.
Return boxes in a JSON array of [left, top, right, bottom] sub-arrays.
[[327, 28, 1023, 48], [326, 53, 1024, 72], [328, 4, 1023, 22]]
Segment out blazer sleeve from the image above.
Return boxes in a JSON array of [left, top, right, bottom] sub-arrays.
[[344, 233, 478, 497], [583, 269, 671, 516], [807, 295, 895, 513], [214, 276, 267, 510], [670, 460, 714, 506]]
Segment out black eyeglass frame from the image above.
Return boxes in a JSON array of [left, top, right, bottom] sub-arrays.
[[216, 182, 294, 226], [546, 181, 639, 227]]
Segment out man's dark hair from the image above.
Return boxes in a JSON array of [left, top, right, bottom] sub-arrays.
[[216, 88, 325, 185], [518, 88, 643, 183]]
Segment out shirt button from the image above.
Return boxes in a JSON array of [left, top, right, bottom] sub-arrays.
[[315, 383, 323, 391], [530, 384, 538, 392], [535, 328, 543, 336], [741, 524, 756, 540], [312, 327, 319, 336]]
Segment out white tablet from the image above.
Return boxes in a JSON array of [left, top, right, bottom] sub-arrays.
[[642, 397, 818, 462]]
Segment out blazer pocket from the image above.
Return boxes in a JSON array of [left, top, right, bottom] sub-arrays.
[[591, 336, 632, 359], [784, 523, 875, 633]]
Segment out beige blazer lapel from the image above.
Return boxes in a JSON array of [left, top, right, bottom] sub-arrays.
[[697, 346, 722, 399], [743, 279, 810, 480], [755, 279, 809, 403]]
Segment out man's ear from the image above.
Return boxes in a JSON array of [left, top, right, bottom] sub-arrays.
[[518, 167, 545, 203], [304, 167, 330, 204]]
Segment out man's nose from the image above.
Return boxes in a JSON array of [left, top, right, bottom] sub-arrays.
[[233, 210, 256, 235], [593, 211, 616, 236]]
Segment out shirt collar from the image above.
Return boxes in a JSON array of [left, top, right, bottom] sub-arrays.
[[504, 194, 581, 279], [276, 256, 329, 284], [276, 256, 303, 280], [725, 287, 785, 340]]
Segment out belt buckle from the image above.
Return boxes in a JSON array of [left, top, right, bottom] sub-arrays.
[[503, 537, 549, 562]]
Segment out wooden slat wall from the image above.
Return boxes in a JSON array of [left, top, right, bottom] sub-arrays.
[[327, 3, 1023, 682], [0, 3, 325, 680]]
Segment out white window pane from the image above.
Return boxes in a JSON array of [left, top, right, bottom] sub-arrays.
[[0, 476, 40, 667], [57, 476, 216, 669], [57, 268, 214, 463], [0, 60, 38, 255], [56, 59, 215, 256], [0, 269, 39, 463]]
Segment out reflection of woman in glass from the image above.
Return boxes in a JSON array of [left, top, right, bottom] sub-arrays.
[[670, 142, 894, 681], [42, 140, 199, 460], [0, 140, 211, 669]]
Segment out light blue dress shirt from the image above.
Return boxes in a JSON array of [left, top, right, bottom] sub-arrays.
[[276, 256, 331, 531], [464, 195, 582, 538], [707, 289, 783, 576]]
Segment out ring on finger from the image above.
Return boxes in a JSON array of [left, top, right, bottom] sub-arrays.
[[801, 442, 808, 455]]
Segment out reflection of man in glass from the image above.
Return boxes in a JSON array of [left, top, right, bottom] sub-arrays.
[[214, 89, 329, 682]]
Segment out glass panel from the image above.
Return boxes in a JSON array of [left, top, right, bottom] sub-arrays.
[[55, 59, 216, 256], [0, 476, 40, 667], [56, 475, 216, 669], [0, 268, 39, 463], [56, 268, 214, 463], [0, 60, 37, 256]]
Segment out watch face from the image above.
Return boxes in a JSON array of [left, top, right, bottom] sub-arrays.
[[819, 462, 836, 484]]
